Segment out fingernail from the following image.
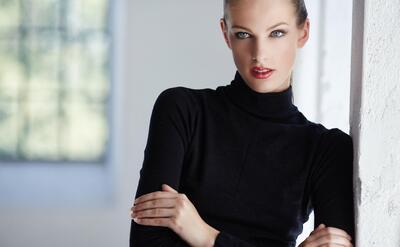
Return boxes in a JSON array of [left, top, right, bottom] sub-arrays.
[[133, 217, 138, 222]]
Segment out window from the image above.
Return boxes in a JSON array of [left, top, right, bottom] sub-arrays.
[[0, 0, 111, 162]]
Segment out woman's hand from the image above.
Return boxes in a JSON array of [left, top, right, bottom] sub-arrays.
[[130, 184, 220, 247], [298, 223, 353, 247]]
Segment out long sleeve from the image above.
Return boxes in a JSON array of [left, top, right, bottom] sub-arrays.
[[214, 232, 259, 246], [130, 87, 271, 247], [130, 87, 194, 247], [310, 128, 355, 243]]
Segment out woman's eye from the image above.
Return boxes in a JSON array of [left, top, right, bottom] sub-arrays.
[[270, 30, 286, 38], [235, 31, 250, 39]]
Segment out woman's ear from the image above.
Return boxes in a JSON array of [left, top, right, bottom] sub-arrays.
[[220, 18, 232, 49], [297, 18, 310, 48]]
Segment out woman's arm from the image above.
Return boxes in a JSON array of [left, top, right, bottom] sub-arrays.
[[213, 232, 260, 246], [129, 87, 193, 246], [130, 87, 262, 247], [309, 128, 356, 245]]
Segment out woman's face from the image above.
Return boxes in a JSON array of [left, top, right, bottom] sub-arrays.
[[220, 0, 310, 93]]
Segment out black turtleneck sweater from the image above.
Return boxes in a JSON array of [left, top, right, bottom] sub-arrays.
[[129, 71, 355, 247]]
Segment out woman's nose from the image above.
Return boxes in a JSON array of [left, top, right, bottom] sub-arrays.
[[252, 39, 268, 63]]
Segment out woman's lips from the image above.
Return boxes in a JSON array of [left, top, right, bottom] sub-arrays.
[[250, 66, 274, 79]]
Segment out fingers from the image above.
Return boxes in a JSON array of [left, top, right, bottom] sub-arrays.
[[300, 224, 353, 247], [131, 197, 176, 214], [131, 206, 176, 219], [129, 195, 179, 230], [134, 191, 179, 205], [318, 245, 353, 247], [308, 225, 352, 242], [301, 234, 353, 247], [312, 233, 353, 247], [311, 223, 325, 234], [132, 216, 172, 228]]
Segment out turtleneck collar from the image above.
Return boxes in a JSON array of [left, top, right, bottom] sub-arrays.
[[224, 70, 299, 120]]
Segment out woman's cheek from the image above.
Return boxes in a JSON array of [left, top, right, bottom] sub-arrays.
[[232, 45, 250, 66], [277, 43, 296, 71], [232, 53, 247, 74]]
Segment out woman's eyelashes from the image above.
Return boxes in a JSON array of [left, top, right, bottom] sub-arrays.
[[235, 31, 251, 39], [270, 30, 287, 38], [234, 30, 287, 39]]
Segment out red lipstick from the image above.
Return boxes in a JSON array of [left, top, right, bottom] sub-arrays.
[[251, 66, 274, 79]]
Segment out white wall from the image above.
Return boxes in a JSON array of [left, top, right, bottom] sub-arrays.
[[350, 0, 400, 246], [0, 1, 354, 246]]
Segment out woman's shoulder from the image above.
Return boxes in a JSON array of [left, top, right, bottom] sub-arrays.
[[314, 123, 352, 143], [303, 118, 352, 139], [309, 123, 353, 155], [155, 85, 220, 109], [308, 125, 354, 181], [157, 85, 216, 99], [321, 127, 353, 149], [151, 85, 219, 120], [297, 118, 353, 152]]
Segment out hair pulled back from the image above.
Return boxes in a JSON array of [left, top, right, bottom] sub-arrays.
[[223, 0, 308, 27]]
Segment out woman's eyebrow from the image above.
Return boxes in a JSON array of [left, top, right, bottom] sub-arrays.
[[267, 22, 289, 30], [231, 22, 289, 32]]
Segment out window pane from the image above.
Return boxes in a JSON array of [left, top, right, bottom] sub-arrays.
[[63, 33, 110, 102], [61, 99, 108, 161], [29, 0, 61, 28], [22, 102, 59, 160], [0, 0, 20, 36], [0, 101, 18, 159], [27, 31, 60, 93], [68, 0, 108, 31], [0, 40, 23, 101]]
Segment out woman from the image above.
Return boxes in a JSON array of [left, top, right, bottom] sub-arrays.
[[129, 0, 355, 246]]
